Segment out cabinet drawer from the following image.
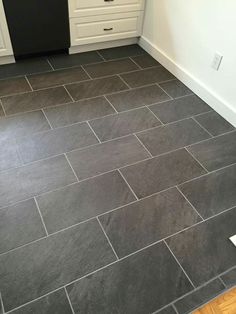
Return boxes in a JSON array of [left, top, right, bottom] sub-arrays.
[[70, 12, 143, 46], [69, 0, 145, 17]]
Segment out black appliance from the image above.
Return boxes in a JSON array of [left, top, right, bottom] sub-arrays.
[[3, 0, 70, 59]]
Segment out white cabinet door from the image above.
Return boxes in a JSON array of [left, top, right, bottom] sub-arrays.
[[0, 0, 13, 57]]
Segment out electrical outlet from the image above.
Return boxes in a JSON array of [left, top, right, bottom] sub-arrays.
[[212, 53, 223, 71]]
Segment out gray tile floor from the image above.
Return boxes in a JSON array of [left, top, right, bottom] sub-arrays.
[[0, 45, 235, 314]]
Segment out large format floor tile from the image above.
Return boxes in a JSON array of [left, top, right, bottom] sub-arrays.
[[149, 95, 211, 123], [0, 77, 31, 97], [0, 199, 45, 254], [106, 84, 170, 112], [194, 111, 234, 136], [65, 76, 128, 101], [179, 164, 236, 219], [120, 149, 206, 198], [27, 67, 89, 89], [166, 207, 236, 286], [89, 107, 160, 141], [221, 268, 236, 288], [1, 87, 71, 115], [17, 122, 98, 163], [37, 171, 135, 234], [67, 242, 193, 314], [0, 111, 50, 140], [0, 138, 22, 171], [121, 66, 175, 88], [159, 80, 192, 99], [0, 58, 52, 79], [67, 135, 149, 180], [0, 155, 76, 208], [0, 220, 116, 312], [84, 58, 138, 78], [98, 44, 145, 60], [131, 54, 161, 68], [99, 187, 201, 257], [157, 307, 177, 314], [10, 289, 73, 314], [188, 131, 236, 171], [137, 118, 210, 156], [44, 96, 115, 128], [174, 279, 224, 314], [0, 104, 4, 116], [48, 51, 103, 69]]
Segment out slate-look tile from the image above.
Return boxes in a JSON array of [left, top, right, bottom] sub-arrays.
[[99, 187, 201, 257], [98, 44, 145, 60], [67, 242, 193, 314], [120, 149, 206, 198], [194, 111, 234, 136], [0, 199, 46, 254], [179, 164, 236, 219], [156, 307, 177, 314], [166, 207, 236, 286], [10, 289, 73, 314], [27, 66, 89, 89], [0, 220, 115, 312], [188, 131, 236, 171], [84, 58, 138, 78], [149, 95, 211, 123], [48, 51, 103, 69], [137, 118, 210, 156], [0, 138, 22, 171], [121, 66, 175, 88], [0, 77, 31, 97], [159, 80, 192, 99], [174, 279, 225, 314], [0, 104, 4, 116], [0, 155, 76, 208], [221, 268, 236, 287], [1, 87, 71, 115], [106, 84, 170, 112], [37, 171, 136, 233], [0, 111, 50, 139], [17, 122, 98, 163], [0, 58, 52, 79], [67, 135, 149, 180], [43, 96, 115, 128], [131, 54, 161, 68], [65, 76, 128, 101], [89, 107, 160, 141]]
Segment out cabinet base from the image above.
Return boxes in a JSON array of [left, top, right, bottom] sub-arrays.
[[0, 55, 15, 65], [69, 37, 138, 54]]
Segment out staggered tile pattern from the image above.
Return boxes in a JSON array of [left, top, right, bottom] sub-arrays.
[[0, 45, 235, 314]]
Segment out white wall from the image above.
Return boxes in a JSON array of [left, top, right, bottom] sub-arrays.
[[139, 0, 236, 126]]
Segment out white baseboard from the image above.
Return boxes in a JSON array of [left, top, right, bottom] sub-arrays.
[[0, 55, 15, 65], [69, 38, 138, 54], [139, 36, 236, 127]]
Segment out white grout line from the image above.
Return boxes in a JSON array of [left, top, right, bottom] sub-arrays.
[[86, 121, 101, 143], [46, 59, 55, 71], [172, 304, 179, 314], [134, 133, 153, 157], [218, 276, 227, 289], [34, 197, 49, 236], [117, 74, 132, 89], [64, 287, 75, 314], [80, 64, 93, 80], [128, 56, 143, 70], [103, 95, 118, 113], [185, 147, 209, 173], [24, 75, 33, 91], [176, 186, 204, 221], [156, 82, 174, 100], [41, 109, 53, 129], [145, 105, 164, 125], [0, 99, 6, 116], [63, 85, 75, 103], [0, 292, 5, 314], [164, 239, 196, 289], [96, 50, 106, 61], [97, 217, 119, 260], [192, 115, 214, 138], [64, 153, 80, 182], [117, 169, 139, 200]]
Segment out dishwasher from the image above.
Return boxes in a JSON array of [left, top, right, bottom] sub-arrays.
[[3, 0, 70, 59]]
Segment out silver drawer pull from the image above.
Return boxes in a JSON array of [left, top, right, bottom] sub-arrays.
[[104, 27, 113, 31]]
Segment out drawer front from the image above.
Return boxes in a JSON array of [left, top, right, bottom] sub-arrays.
[[69, 0, 145, 17], [70, 12, 143, 46]]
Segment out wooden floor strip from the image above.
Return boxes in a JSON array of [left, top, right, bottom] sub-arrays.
[[193, 287, 236, 314]]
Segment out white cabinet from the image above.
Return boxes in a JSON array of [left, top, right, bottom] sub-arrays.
[[69, 0, 145, 53], [0, 0, 13, 62]]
